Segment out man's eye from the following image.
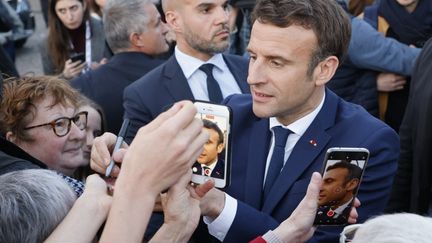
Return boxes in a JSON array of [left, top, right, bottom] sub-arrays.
[[270, 60, 282, 67]]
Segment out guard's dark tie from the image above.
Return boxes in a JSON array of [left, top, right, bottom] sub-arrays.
[[199, 63, 223, 103], [263, 126, 291, 199]]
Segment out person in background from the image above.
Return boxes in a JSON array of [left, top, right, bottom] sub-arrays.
[[327, 0, 420, 118], [40, 0, 108, 80], [122, 0, 250, 143], [71, 0, 169, 134], [363, 0, 432, 131], [386, 38, 432, 215], [73, 96, 105, 180]]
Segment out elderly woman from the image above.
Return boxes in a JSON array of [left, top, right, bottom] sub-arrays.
[[0, 76, 87, 177]]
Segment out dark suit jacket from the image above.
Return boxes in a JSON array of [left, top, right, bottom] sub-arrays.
[[123, 54, 249, 143], [314, 204, 352, 225], [0, 136, 46, 176], [386, 38, 432, 214], [192, 159, 225, 179], [220, 89, 399, 242], [71, 52, 164, 133]]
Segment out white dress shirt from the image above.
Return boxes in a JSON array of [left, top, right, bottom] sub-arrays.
[[174, 47, 242, 101], [205, 93, 326, 241]]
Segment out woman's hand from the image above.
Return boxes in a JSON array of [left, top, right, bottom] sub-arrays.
[[62, 59, 86, 79]]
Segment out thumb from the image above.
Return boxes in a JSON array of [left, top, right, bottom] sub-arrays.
[[304, 172, 322, 202]]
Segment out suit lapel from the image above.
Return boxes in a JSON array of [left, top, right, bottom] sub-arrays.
[[244, 118, 271, 209], [261, 89, 339, 213], [223, 54, 250, 94], [162, 56, 195, 101]]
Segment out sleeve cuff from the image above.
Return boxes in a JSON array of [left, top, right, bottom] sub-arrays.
[[203, 193, 237, 241], [262, 230, 284, 243]]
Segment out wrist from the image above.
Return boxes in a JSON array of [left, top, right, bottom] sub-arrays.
[[272, 220, 302, 243], [204, 191, 225, 219]]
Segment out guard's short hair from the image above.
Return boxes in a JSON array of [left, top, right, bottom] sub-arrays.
[[0, 169, 76, 243], [202, 119, 224, 145]]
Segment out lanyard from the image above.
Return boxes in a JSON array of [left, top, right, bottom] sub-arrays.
[[84, 20, 92, 71], [69, 20, 92, 72]]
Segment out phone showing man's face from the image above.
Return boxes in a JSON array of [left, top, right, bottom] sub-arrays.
[[191, 102, 231, 188], [314, 147, 369, 225]]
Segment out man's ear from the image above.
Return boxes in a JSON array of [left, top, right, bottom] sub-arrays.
[[129, 32, 144, 47], [346, 178, 359, 191], [6, 131, 16, 143], [216, 143, 225, 154], [165, 10, 181, 32], [313, 56, 339, 86]]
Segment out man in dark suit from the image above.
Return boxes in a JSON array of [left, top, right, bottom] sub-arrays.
[[386, 38, 432, 215], [71, 0, 169, 134], [192, 119, 225, 179], [197, 0, 399, 242], [314, 161, 362, 225], [123, 0, 250, 143]]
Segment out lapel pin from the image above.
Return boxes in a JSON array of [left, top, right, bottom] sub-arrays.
[[309, 139, 317, 146]]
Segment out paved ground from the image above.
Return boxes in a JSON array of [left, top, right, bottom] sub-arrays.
[[15, 0, 46, 76]]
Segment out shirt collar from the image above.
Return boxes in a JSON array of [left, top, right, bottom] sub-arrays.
[[269, 92, 326, 136], [201, 158, 218, 170], [175, 46, 225, 79]]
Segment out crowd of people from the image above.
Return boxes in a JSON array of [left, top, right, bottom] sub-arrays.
[[1, 0, 432, 242]]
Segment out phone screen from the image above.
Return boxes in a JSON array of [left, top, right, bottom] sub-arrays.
[[314, 148, 369, 225], [192, 102, 231, 188]]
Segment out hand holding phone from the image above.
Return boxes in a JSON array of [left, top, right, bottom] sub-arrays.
[[314, 147, 369, 225], [191, 101, 231, 188], [70, 52, 85, 63]]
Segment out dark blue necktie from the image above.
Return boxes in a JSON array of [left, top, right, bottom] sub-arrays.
[[199, 63, 223, 103], [263, 126, 291, 199]]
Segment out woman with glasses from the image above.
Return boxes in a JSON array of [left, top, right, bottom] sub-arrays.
[[0, 76, 88, 177], [40, 0, 108, 80]]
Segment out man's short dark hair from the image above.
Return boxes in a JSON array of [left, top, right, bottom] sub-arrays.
[[326, 160, 362, 189], [251, 0, 351, 76], [203, 119, 224, 144]]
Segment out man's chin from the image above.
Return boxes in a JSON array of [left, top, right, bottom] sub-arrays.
[[252, 103, 274, 118]]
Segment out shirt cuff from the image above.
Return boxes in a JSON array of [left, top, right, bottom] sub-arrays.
[[203, 193, 237, 242], [262, 230, 284, 243]]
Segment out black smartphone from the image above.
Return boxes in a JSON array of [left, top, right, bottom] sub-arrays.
[[191, 101, 232, 188], [314, 147, 369, 225], [70, 52, 85, 63]]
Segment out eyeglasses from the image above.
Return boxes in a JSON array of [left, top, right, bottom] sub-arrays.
[[24, 111, 88, 137]]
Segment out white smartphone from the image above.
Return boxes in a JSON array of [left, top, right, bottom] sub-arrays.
[[314, 147, 369, 225], [191, 101, 231, 188]]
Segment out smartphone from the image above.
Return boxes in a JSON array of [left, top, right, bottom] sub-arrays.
[[191, 101, 232, 188], [70, 52, 85, 63], [314, 147, 369, 225]]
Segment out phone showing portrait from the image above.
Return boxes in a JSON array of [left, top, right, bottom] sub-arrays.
[[314, 147, 369, 225], [70, 52, 85, 63], [191, 101, 232, 188]]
